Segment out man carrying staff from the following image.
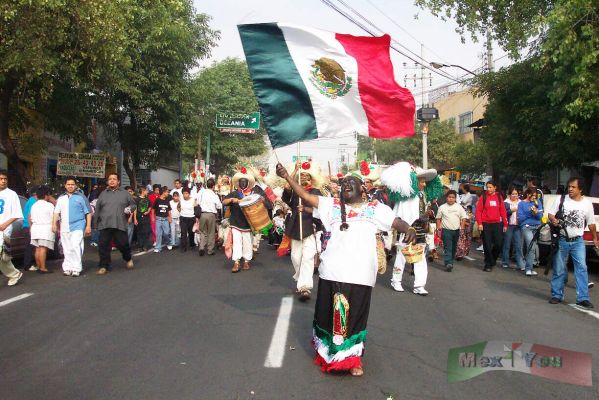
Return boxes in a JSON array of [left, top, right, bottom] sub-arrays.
[[282, 161, 323, 301], [276, 163, 415, 377], [222, 167, 270, 272], [93, 173, 137, 275]]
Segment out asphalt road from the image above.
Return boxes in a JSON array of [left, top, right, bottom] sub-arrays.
[[1, 241, 598, 400]]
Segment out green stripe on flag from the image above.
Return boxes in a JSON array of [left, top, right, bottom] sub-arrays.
[[447, 341, 488, 383], [238, 23, 318, 148]]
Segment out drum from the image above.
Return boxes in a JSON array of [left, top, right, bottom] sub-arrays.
[[239, 194, 272, 233]]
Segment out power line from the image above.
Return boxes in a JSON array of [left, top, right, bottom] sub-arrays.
[[334, 0, 459, 83], [365, 0, 454, 68], [320, 0, 464, 84]]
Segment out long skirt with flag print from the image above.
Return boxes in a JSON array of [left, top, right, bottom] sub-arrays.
[[313, 278, 371, 372]]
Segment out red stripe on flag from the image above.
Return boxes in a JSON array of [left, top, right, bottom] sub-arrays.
[[335, 33, 415, 139], [529, 344, 592, 387]]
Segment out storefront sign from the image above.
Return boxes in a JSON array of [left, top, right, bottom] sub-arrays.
[[57, 152, 106, 178]]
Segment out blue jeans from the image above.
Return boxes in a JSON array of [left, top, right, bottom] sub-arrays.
[[91, 229, 100, 244], [442, 229, 459, 265], [170, 218, 180, 247], [502, 225, 524, 268], [127, 222, 135, 246], [521, 225, 540, 272], [551, 237, 589, 303], [155, 217, 170, 251]]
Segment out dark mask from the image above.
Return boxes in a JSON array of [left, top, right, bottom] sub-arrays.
[[239, 178, 249, 190]]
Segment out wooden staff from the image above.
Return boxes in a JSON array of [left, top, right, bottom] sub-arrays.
[[297, 142, 303, 240]]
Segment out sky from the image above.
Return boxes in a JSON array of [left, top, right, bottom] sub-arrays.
[[192, 0, 510, 172]]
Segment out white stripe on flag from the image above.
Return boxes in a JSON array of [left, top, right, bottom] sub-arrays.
[[280, 24, 369, 139]]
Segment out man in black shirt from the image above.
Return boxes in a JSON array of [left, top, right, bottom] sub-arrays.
[[152, 187, 172, 253], [282, 162, 323, 301], [222, 167, 269, 272]]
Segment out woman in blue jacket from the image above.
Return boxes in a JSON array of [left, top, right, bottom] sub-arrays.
[[518, 188, 543, 276]]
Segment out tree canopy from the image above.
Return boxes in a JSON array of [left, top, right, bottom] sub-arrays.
[[182, 58, 268, 175], [358, 120, 460, 170], [414, 0, 599, 135]]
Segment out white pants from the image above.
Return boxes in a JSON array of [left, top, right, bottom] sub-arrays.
[[0, 258, 20, 279], [291, 235, 317, 291], [61, 230, 84, 273], [232, 228, 253, 261], [252, 233, 261, 250], [392, 241, 428, 289]]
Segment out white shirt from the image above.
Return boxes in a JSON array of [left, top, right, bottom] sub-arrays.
[[197, 189, 222, 214], [549, 195, 595, 238], [460, 192, 473, 208], [30, 199, 55, 241], [505, 198, 520, 225], [317, 196, 395, 287], [170, 200, 181, 218], [0, 187, 23, 238], [170, 188, 183, 198], [179, 197, 195, 218], [436, 203, 467, 230]]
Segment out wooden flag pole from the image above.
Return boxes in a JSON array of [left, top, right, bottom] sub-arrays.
[[297, 142, 303, 241]]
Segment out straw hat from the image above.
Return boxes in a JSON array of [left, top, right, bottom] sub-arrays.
[[350, 160, 382, 182], [288, 160, 325, 189], [232, 166, 256, 190], [414, 166, 438, 181]]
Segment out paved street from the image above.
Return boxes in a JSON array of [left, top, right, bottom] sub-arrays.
[[1, 242, 598, 400]]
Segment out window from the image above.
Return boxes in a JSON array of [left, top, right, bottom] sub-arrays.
[[458, 112, 473, 134]]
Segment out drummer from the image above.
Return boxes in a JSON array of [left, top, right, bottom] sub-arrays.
[[282, 161, 324, 301], [222, 166, 271, 273]]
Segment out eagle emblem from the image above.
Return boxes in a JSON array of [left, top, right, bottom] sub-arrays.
[[309, 57, 352, 99]]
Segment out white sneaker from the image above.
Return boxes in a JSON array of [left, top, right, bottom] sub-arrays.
[[71, 271, 80, 277], [63, 271, 72, 276], [413, 287, 429, 296], [153, 248, 161, 253], [90, 242, 98, 247], [589, 282, 595, 289], [7, 271, 23, 286], [167, 245, 172, 250], [391, 282, 404, 292], [28, 265, 38, 271], [476, 245, 484, 251], [519, 266, 526, 271], [526, 270, 538, 276]]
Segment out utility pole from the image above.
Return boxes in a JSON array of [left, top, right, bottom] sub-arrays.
[[486, 27, 494, 72], [420, 44, 428, 169]]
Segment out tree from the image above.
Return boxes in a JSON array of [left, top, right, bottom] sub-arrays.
[[414, 0, 599, 135], [0, 0, 131, 189], [91, 0, 219, 188], [362, 120, 460, 169], [182, 58, 268, 175], [475, 59, 599, 176]]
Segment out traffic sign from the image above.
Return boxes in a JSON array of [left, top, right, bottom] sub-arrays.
[[216, 112, 260, 130], [218, 128, 256, 134]]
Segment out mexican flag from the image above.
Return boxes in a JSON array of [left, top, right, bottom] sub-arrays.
[[238, 23, 415, 148], [447, 341, 592, 386]]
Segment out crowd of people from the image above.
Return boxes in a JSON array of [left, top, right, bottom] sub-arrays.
[[0, 162, 597, 377]]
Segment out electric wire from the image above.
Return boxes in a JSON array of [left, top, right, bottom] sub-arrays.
[[333, 0, 459, 83], [319, 0, 464, 84]]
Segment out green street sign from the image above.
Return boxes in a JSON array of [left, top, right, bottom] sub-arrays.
[[215, 112, 260, 132], [292, 155, 311, 163]]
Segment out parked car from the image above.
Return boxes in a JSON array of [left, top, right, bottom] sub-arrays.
[[4, 195, 63, 261], [542, 194, 599, 262]]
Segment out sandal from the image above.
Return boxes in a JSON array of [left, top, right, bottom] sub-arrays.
[[242, 261, 251, 270], [231, 261, 241, 273]]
